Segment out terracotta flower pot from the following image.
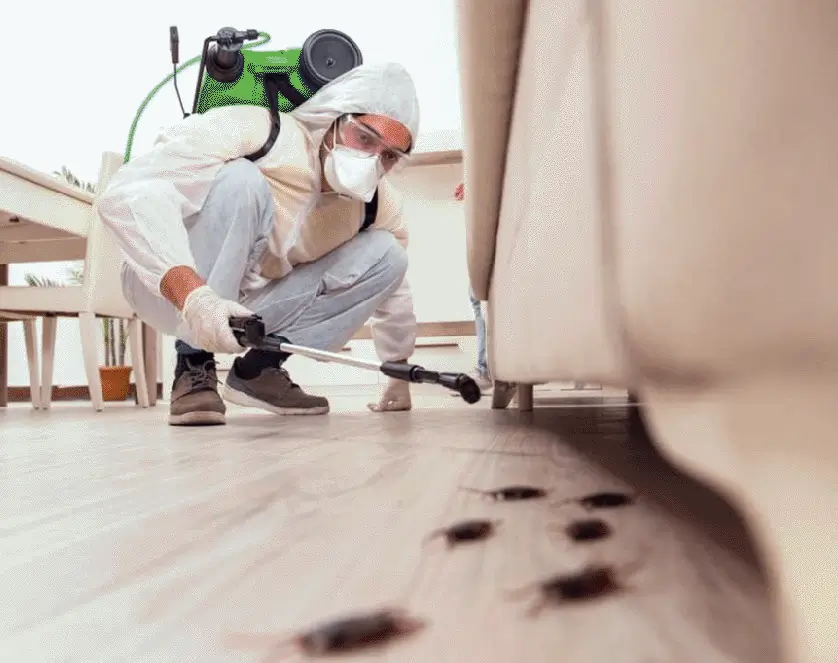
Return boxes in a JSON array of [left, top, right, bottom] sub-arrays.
[[99, 365, 133, 402]]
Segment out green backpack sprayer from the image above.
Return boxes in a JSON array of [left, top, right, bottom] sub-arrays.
[[123, 26, 380, 229], [124, 26, 363, 163]]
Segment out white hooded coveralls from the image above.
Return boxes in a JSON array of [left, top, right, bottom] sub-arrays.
[[96, 62, 421, 362]]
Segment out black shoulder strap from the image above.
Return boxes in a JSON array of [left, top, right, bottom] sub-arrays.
[[275, 73, 309, 108], [360, 189, 379, 231], [246, 72, 302, 162], [245, 114, 280, 162]]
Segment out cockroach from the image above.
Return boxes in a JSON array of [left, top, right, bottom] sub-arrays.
[[506, 565, 627, 617], [287, 608, 426, 656], [565, 518, 612, 542], [578, 491, 635, 509], [423, 518, 501, 547], [459, 485, 548, 501], [505, 552, 647, 617]]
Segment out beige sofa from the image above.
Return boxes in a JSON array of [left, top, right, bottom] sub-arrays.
[[456, 1, 838, 662]]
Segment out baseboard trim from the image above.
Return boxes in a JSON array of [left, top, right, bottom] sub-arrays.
[[8, 383, 164, 403], [352, 320, 475, 340]]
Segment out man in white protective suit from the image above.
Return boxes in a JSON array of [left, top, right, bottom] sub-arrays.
[[97, 62, 419, 426]]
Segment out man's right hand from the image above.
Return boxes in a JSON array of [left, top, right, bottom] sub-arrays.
[[178, 285, 254, 354]]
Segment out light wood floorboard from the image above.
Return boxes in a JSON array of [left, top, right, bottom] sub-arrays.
[[0, 394, 778, 662]]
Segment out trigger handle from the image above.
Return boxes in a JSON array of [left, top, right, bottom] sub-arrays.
[[229, 314, 265, 347]]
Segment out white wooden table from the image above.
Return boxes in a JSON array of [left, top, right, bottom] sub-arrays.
[[0, 157, 158, 406]]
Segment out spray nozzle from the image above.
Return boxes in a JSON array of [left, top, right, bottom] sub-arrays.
[[169, 26, 179, 65], [206, 27, 260, 78], [214, 27, 260, 46]]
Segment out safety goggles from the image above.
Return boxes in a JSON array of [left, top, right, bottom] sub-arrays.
[[335, 114, 412, 173]]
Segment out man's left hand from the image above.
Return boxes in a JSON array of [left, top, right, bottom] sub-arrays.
[[367, 378, 412, 412]]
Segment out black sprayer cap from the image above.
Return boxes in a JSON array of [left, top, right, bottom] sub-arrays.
[[299, 29, 363, 92]]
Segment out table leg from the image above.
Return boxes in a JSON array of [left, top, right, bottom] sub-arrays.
[[142, 323, 158, 406], [0, 264, 8, 408]]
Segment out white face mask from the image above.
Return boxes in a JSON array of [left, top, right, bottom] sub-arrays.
[[322, 126, 382, 202]]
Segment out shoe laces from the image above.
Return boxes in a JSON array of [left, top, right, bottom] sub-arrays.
[[265, 366, 301, 390], [185, 359, 220, 390]]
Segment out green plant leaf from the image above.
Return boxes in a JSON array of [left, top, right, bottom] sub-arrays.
[[65, 262, 84, 285], [52, 166, 97, 194], [24, 273, 64, 287]]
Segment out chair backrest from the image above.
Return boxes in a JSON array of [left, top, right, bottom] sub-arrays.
[[81, 151, 134, 318]]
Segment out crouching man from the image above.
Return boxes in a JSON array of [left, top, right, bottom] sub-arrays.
[[97, 63, 420, 425]]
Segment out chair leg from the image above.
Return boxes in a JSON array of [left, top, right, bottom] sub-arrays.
[[128, 318, 149, 408], [517, 383, 534, 412], [41, 315, 57, 409], [79, 312, 104, 412], [22, 319, 41, 410]]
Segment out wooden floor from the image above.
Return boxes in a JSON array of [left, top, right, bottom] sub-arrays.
[[0, 388, 780, 662]]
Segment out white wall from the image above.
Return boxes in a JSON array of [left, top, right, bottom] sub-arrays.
[[391, 161, 472, 322], [6, 162, 471, 387]]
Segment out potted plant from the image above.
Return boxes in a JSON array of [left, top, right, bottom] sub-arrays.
[[23, 165, 134, 402], [99, 316, 132, 401]]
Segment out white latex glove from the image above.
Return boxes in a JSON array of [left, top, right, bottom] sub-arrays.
[[367, 377, 412, 412], [177, 285, 254, 354]]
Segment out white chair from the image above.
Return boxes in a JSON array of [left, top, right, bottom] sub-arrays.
[[0, 151, 149, 411], [0, 312, 41, 408]]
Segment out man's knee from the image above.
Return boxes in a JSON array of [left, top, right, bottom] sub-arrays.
[[217, 157, 265, 186], [199, 158, 273, 241], [367, 230, 408, 288], [212, 159, 272, 208]]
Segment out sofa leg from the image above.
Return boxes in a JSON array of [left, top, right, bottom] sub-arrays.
[[517, 383, 534, 412], [491, 381, 518, 409], [627, 391, 644, 431], [642, 376, 838, 663]]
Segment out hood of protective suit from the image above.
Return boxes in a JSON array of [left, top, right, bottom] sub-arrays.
[[291, 62, 421, 151]]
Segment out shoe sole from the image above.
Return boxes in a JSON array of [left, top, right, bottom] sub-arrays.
[[221, 384, 330, 415], [168, 410, 226, 426]]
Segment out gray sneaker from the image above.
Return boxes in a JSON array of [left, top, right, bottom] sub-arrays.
[[169, 359, 226, 426], [221, 362, 330, 415]]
